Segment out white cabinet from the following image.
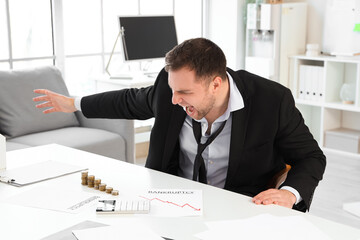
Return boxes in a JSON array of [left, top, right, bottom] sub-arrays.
[[289, 55, 360, 156]]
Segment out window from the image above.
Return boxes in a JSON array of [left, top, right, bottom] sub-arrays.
[[9, 0, 53, 59], [140, 0, 173, 15], [175, 0, 202, 43], [0, 0, 9, 61], [102, 0, 138, 53], [2, 0, 204, 95], [1, 0, 53, 70]]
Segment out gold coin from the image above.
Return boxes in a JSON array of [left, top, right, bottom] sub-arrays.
[[99, 183, 106, 191], [105, 187, 113, 194]]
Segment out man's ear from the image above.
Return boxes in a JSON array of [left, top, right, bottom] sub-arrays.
[[212, 76, 222, 92]]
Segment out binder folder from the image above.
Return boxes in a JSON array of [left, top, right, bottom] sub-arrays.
[[0, 160, 87, 187]]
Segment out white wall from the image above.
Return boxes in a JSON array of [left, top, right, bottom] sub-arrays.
[[207, 0, 246, 69], [285, 0, 326, 48]]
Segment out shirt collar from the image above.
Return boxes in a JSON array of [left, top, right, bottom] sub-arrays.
[[213, 71, 244, 122]]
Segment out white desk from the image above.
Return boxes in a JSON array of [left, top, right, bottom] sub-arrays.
[[1, 144, 360, 239], [95, 76, 155, 93]]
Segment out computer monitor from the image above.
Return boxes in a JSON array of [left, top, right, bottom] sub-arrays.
[[118, 16, 178, 61]]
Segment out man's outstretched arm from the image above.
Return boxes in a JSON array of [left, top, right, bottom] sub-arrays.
[[33, 89, 77, 114]]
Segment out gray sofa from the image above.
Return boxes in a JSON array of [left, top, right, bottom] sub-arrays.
[[0, 66, 134, 163]]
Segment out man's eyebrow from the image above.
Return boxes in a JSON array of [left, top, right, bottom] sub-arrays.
[[167, 82, 192, 93], [174, 89, 193, 94]]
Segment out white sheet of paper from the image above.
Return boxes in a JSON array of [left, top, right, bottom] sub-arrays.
[[72, 220, 163, 240], [2, 185, 100, 213], [343, 202, 360, 218], [139, 189, 202, 217], [195, 214, 332, 240]]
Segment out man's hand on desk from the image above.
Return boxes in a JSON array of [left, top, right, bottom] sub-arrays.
[[33, 89, 76, 114], [252, 189, 296, 209]]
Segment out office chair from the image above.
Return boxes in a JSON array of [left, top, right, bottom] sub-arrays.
[[268, 164, 291, 189]]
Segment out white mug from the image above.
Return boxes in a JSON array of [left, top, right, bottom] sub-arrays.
[[0, 134, 6, 170]]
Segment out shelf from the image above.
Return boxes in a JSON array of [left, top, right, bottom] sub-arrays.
[[290, 55, 360, 157], [290, 55, 360, 64], [323, 102, 360, 112], [296, 99, 360, 112], [323, 147, 360, 159], [295, 99, 323, 107]]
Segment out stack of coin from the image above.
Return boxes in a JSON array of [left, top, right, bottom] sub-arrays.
[[99, 183, 107, 191], [80, 172, 119, 196], [81, 171, 88, 185], [111, 190, 119, 196], [94, 178, 101, 190], [87, 175, 95, 188], [105, 186, 113, 194]]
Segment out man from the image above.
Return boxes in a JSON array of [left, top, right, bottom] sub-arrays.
[[33, 38, 326, 212]]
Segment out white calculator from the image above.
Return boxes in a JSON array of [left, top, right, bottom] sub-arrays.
[[96, 199, 150, 214]]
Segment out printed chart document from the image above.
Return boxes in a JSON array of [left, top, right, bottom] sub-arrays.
[[2, 185, 100, 213], [139, 189, 202, 217], [72, 219, 163, 240], [195, 214, 332, 240], [0, 160, 87, 186]]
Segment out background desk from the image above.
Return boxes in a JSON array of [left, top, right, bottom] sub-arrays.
[[1, 144, 360, 239]]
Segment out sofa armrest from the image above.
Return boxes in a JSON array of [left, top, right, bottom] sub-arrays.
[[74, 111, 135, 163]]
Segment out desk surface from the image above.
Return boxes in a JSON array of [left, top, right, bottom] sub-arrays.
[[1, 144, 359, 240]]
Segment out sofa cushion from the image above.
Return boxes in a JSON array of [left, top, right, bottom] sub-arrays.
[[0, 66, 79, 138], [9, 127, 126, 161], [6, 141, 31, 151]]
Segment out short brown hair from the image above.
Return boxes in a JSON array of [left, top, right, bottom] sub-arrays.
[[165, 38, 227, 81]]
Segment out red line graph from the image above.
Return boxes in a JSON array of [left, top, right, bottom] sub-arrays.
[[139, 196, 201, 211]]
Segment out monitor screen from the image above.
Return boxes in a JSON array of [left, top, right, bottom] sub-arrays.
[[118, 16, 178, 61]]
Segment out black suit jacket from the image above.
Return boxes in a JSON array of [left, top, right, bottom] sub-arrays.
[[81, 68, 326, 211]]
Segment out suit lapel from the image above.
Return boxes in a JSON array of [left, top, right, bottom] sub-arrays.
[[162, 105, 186, 171], [225, 103, 251, 187], [225, 68, 252, 188]]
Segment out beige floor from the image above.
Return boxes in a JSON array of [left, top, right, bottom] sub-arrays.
[[135, 147, 360, 230], [134, 141, 149, 166]]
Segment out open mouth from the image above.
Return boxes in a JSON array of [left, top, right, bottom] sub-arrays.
[[186, 106, 194, 114], [183, 106, 195, 117]]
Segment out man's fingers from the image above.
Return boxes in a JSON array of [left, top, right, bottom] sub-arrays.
[[34, 89, 50, 94], [252, 189, 277, 202], [42, 107, 57, 114], [252, 189, 295, 208], [36, 102, 53, 109], [33, 95, 49, 102]]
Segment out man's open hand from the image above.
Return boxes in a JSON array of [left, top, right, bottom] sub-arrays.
[[33, 89, 76, 114], [252, 189, 296, 209]]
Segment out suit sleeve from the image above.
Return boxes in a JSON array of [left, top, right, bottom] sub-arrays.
[[276, 88, 326, 211], [80, 69, 167, 120]]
